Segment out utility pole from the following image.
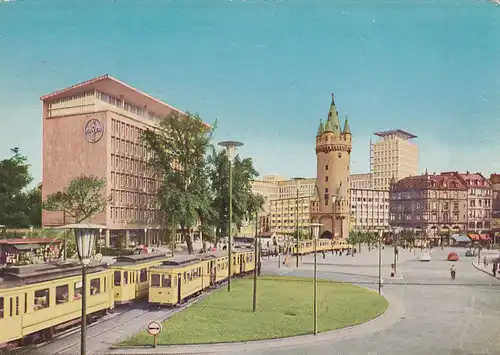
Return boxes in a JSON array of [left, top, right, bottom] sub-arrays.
[[296, 187, 299, 268], [253, 212, 258, 312], [377, 227, 383, 295]]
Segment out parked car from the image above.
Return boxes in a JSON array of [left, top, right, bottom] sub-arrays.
[[420, 252, 431, 262], [447, 252, 459, 261]]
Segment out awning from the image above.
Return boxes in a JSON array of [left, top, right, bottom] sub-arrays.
[[468, 233, 480, 241], [479, 234, 491, 241], [452, 235, 471, 243], [12, 243, 43, 250]]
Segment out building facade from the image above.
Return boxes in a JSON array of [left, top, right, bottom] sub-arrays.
[[41, 75, 186, 246], [388, 171, 493, 245], [310, 94, 352, 239], [370, 130, 418, 190], [350, 188, 390, 232], [350, 173, 373, 189], [268, 196, 311, 235], [452, 172, 492, 231]]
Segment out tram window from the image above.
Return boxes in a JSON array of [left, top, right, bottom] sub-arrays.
[[151, 274, 160, 287], [15, 297, 19, 316], [114, 271, 121, 286], [123, 271, 129, 284], [9, 297, 13, 317], [140, 268, 147, 283], [198, 267, 202, 277], [162, 274, 171, 288], [0, 297, 3, 319], [104, 277, 107, 292], [24, 293, 27, 314], [90, 279, 101, 295], [56, 285, 69, 304], [74, 282, 83, 300], [34, 289, 50, 311]]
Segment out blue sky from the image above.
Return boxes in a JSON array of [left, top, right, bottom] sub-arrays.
[[0, 0, 499, 186]]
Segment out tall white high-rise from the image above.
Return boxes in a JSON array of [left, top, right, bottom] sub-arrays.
[[370, 130, 418, 190]]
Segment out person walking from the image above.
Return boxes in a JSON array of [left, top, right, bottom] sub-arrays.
[[450, 264, 456, 281]]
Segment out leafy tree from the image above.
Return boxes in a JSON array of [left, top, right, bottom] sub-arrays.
[[43, 175, 109, 258], [26, 187, 42, 227], [207, 148, 263, 244], [43, 175, 109, 223], [141, 111, 213, 254], [0, 148, 33, 227]]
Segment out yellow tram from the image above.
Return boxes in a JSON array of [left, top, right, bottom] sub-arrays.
[[110, 252, 171, 304], [293, 239, 353, 255], [148, 249, 256, 306], [0, 261, 114, 346]]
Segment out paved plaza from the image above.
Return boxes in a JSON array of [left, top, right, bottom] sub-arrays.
[[21, 247, 500, 355]]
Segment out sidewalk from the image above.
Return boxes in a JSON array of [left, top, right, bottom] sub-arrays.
[[472, 257, 500, 280]]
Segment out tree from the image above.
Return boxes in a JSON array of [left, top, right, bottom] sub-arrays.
[[207, 148, 263, 244], [0, 148, 33, 227], [43, 175, 109, 223], [43, 175, 109, 258], [26, 187, 42, 227], [141, 111, 213, 254]]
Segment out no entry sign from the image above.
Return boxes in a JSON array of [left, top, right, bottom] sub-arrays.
[[148, 321, 162, 336]]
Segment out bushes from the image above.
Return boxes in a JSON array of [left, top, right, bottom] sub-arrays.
[[99, 247, 133, 257]]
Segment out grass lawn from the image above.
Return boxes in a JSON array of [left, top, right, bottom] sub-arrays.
[[121, 276, 388, 346]]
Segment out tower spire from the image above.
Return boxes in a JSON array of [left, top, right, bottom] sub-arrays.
[[327, 93, 341, 135], [317, 119, 324, 136], [343, 113, 351, 134]]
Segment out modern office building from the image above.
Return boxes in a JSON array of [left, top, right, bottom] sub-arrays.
[[41, 74, 188, 247], [370, 130, 418, 190], [350, 173, 373, 189], [268, 196, 312, 235], [350, 188, 390, 232], [310, 94, 352, 239]]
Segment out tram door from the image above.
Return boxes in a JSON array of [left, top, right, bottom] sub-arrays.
[[240, 255, 244, 273], [209, 261, 215, 286], [177, 273, 182, 303]]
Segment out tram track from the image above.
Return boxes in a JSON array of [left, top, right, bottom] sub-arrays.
[[5, 287, 214, 355]]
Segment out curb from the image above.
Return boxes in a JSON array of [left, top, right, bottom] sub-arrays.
[[106, 286, 399, 355], [471, 260, 499, 280]]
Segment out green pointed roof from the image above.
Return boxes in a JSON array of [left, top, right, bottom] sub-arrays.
[[324, 118, 334, 132], [317, 119, 324, 136], [327, 93, 341, 135], [343, 114, 351, 134]]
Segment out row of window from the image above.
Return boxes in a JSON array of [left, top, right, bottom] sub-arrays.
[[104, 96, 161, 124], [111, 137, 151, 161], [111, 154, 156, 180], [0, 277, 104, 319], [110, 207, 158, 224], [110, 171, 158, 195], [111, 188, 157, 208], [114, 269, 148, 286]]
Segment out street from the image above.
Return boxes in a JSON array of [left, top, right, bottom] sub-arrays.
[[12, 247, 500, 355]]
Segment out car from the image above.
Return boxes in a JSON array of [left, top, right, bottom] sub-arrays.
[[420, 252, 431, 262], [465, 249, 476, 257], [447, 252, 459, 261]]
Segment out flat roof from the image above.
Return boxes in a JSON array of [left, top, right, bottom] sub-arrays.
[[40, 74, 186, 119], [374, 129, 417, 139]]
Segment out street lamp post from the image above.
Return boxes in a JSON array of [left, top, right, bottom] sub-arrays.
[[292, 177, 306, 268], [253, 211, 259, 312], [331, 195, 338, 239], [219, 140, 243, 293], [376, 226, 384, 295], [57, 223, 106, 355], [310, 223, 322, 335], [144, 227, 148, 246]]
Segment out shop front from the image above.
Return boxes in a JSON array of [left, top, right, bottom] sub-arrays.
[[0, 238, 62, 265]]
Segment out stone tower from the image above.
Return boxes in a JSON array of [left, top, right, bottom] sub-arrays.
[[310, 94, 352, 240]]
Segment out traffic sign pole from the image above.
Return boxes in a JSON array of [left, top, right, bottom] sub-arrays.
[[147, 321, 162, 348]]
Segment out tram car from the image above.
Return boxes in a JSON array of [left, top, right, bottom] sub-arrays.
[[293, 239, 353, 255], [109, 252, 171, 304], [0, 261, 114, 346], [148, 249, 256, 306]]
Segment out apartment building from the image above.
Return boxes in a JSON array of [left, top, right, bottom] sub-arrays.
[[350, 173, 373, 189]]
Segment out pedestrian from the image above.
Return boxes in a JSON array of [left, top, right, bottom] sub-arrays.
[[450, 264, 456, 281], [322, 250, 325, 259], [493, 263, 497, 277], [484, 255, 488, 267]]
